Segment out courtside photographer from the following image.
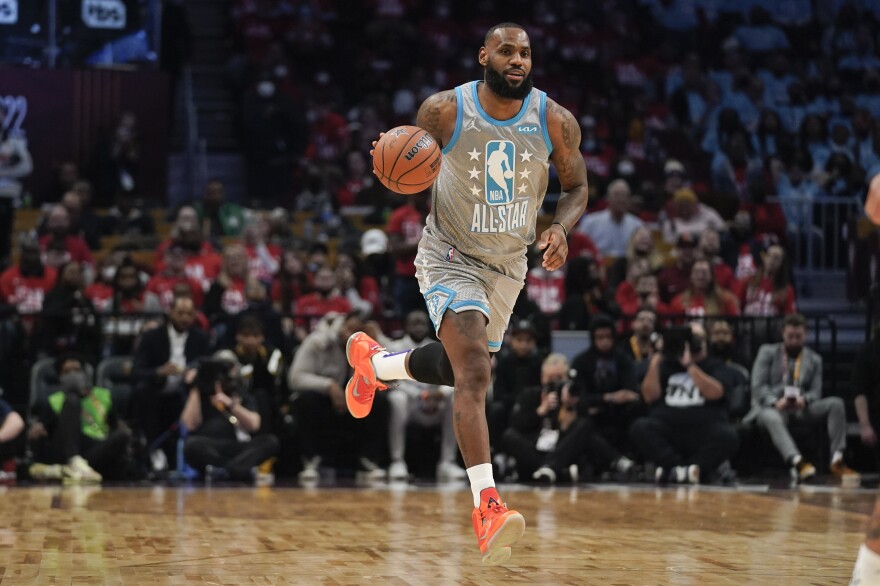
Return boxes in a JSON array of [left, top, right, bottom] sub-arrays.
[[181, 352, 278, 482]]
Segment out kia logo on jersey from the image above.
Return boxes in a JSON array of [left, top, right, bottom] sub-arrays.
[[516, 125, 539, 134], [484, 140, 515, 206]]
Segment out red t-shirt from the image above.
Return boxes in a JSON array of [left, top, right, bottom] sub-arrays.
[[145, 274, 206, 309], [217, 278, 248, 316], [245, 243, 282, 283], [713, 260, 735, 290], [526, 268, 565, 314], [85, 282, 145, 313], [567, 232, 603, 264], [295, 293, 352, 331], [669, 291, 741, 317], [733, 277, 797, 316], [38, 234, 94, 266], [0, 265, 57, 314], [386, 204, 425, 277]]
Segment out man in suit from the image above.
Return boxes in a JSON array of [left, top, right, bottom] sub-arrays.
[[747, 313, 856, 482], [132, 295, 210, 471]]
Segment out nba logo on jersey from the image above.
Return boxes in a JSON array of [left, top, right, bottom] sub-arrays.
[[484, 140, 516, 206]]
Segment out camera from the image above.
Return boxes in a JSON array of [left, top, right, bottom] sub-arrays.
[[661, 326, 695, 360], [194, 359, 241, 398]]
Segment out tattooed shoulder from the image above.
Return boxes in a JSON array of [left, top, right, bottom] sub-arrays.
[[417, 90, 456, 146], [547, 99, 581, 151]]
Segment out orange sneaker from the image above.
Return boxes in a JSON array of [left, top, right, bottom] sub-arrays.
[[471, 487, 525, 566], [345, 331, 388, 419]]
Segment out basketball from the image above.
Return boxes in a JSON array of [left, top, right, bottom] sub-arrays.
[[373, 125, 442, 195]]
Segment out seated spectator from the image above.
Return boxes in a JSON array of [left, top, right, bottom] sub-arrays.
[[156, 206, 219, 262], [800, 115, 831, 175], [0, 397, 24, 474], [38, 205, 94, 271], [225, 315, 285, 436], [503, 354, 629, 483], [271, 248, 312, 321], [707, 319, 752, 420], [287, 312, 388, 482], [194, 179, 248, 238], [86, 257, 147, 357], [28, 353, 132, 482], [670, 259, 741, 317], [159, 222, 223, 294], [608, 226, 665, 290], [698, 228, 735, 289], [336, 249, 381, 318], [386, 194, 428, 318], [658, 234, 698, 303], [489, 318, 543, 449], [733, 243, 796, 317], [775, 152, 820, 235], [181, 355, 279, 482], [744, 314, 856, 482], [619, 307, 660, 382], [630, 321, 739, 484], [385, 311, 465, 482], [144, 245, 206, 311], [571, 315, 643, 468], [614, 259, 650, 316], [575, 179, 644, 258], [0, 237, 57, 319], [662, 188, 726, 245], [525, 246, 566, 316], [619, 272, 670, 317], [853, 319, 880, 456], [40, 261, 101, 362], [132, 297, 210, 472], [709, 132, 764, 200], [60, 189, 102, 251], [242, 213, 282, 285], [295, 266, 352, 332], [105, 192, 156, 239], [205, 244, 258, 336], [566, 231, 603, 265], [557, 255, 619, 330]]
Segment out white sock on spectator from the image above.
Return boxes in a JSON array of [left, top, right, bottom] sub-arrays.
[[791, 454, 802, 467], [371, 350, 414, 381], [466, 463, 495, 507], [832, 450, 844, 465]]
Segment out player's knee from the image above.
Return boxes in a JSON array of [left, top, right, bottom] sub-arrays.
[[453, 355, 491, 393]]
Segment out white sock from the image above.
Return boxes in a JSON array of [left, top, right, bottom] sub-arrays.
[[852, 544, 880, 584], [791, 454, 802, 467], [371, 350, 414, 382], [832, 450, 844, 465], [466, 463, 495, 507]]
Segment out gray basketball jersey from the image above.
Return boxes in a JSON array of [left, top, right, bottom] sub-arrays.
[[426, 80, 552, 263]]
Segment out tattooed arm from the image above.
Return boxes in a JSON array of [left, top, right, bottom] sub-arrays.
[[415, 90, 458, 148], [536, 98, 589, 271]]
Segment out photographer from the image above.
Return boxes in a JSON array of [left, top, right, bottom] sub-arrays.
[[629, 322, 739, 484], [181, 354, 279, 482], [502, 354, 630, 483]]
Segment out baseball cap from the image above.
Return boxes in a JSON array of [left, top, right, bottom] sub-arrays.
[[361, 229, 388, 256], [510, 319, 536, 338], [664, 159, 686, 175]]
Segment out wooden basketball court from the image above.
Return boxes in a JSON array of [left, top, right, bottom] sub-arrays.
[[0, 482, 873, 585]]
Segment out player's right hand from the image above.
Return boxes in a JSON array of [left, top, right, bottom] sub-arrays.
[[368, 132, 386, 157]]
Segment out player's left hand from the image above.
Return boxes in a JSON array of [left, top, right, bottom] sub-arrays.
[[537, 223, 568, 271]]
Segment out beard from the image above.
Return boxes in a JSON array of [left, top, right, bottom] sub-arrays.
[[485, 64, 534, 101], [710, 342, 733, 360]]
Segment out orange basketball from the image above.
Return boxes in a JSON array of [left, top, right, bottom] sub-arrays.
[[373, 125, 442, 195]]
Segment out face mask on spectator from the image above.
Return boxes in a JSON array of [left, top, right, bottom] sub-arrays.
[[60, 371, 88, 393]]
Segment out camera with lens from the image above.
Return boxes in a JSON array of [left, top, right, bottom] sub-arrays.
[[661, 326, 695, 361], [194, 358, 241, 399]]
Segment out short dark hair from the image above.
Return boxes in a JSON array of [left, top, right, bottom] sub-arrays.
[[635, 306, 658, 321], [783, 313, 807, 329], [54, 352, 83, 376], [589, 314, 616, 335], [236, 315, 264, 337], [484, 22, 526, 45]]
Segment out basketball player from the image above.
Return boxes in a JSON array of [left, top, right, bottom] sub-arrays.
[[346, 23, 589, 565]]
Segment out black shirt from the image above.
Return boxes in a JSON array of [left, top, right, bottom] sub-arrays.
[[193, 391, 259, 441], [652, 357, 729, 425]]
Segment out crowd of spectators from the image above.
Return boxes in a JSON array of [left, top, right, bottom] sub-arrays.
[[1, 0, 879, 484]]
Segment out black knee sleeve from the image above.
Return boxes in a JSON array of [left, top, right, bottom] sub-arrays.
[[408, 341, 455, 387]]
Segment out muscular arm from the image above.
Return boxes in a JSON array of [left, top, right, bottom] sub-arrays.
[[415, 90, 457, 148], [547, 99, 589, 235], [536, 99, 589, 271]]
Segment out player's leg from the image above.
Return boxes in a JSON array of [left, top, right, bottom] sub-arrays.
[[438, 309, 524, 565], [851, 498, 880, 584]]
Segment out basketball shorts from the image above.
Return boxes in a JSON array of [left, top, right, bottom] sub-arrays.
[[414, 231, 526, 352]]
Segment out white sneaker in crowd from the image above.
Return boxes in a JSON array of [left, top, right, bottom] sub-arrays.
[[436, 460, 467, 482]]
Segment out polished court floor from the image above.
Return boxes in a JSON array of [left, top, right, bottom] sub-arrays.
[[0, 481, 874, 585]]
